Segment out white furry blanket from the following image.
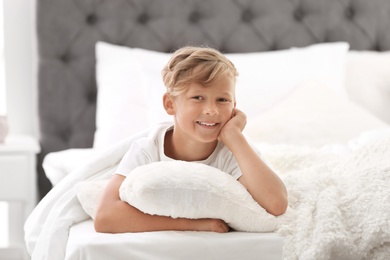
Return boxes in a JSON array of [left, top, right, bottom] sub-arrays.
[[261, 129, 390, 260]]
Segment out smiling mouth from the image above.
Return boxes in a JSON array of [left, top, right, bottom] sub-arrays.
[[197, 121, 218, 127]]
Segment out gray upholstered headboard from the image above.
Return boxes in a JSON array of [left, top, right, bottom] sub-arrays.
[[36, 0, 390, 198]]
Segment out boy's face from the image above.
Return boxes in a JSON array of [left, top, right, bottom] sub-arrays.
[[167, 75, 236, 144]]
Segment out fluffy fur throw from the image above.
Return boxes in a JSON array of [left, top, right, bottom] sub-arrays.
[[262, 129, 390, 259]]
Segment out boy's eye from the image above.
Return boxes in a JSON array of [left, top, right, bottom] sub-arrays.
[[218, 98, 229, 102], [192, 96, 203, 100]]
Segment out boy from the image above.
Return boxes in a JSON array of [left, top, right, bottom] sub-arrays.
[[94, 46, 287, 233]]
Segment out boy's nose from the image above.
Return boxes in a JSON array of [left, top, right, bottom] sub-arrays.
[[203, 103, 218, 115]]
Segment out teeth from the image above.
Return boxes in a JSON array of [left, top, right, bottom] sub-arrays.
[[198, 121, 216, 126]]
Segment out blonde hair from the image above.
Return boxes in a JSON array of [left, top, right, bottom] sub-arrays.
[[162, 46, 238, 96]]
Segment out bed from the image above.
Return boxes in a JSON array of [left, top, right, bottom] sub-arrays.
[[25, 0, 390, 259]]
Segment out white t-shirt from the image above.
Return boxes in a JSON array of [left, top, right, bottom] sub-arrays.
[[115, 122, 252, 180]]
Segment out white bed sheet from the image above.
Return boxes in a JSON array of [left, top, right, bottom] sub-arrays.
[[66, 219, 283, 260]]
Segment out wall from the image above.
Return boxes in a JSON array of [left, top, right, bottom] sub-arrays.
[[4, 0, 38, 138]]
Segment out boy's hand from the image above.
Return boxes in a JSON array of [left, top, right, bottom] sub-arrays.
[[218, 108, 246, 143], [193, 218, 230, 233]]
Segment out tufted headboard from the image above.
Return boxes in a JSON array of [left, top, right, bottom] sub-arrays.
[[36, 0, 390, 199]]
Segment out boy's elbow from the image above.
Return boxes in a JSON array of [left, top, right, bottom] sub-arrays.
[[94, 214, 105, 233], [267, 197, 288, 216], [268, 203, 287, 216], [94, 209, 111, 233]]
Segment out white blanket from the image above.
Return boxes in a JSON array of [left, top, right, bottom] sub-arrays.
[[25, 129, 150, 260], [265, 128, 390, 260], [25, 128, 390, 260]]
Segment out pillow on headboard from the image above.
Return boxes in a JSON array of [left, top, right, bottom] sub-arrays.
[[94, 41, 349, 148], [345, 51, 390, 125], [243, 80, 389, 146], [94, 43, 151, 148]]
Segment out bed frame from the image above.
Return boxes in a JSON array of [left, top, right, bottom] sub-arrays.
[[36, 0, 390, 199]]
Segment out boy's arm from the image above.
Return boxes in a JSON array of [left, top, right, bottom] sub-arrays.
[[219, 109, 288, 216], [94, 174, 230, 233]]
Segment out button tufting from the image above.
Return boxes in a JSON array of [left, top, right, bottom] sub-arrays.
[[61, 129, 70, 142], [189, 12, 200, 23], [269, 43, 278, 51], [294, 9, 304, 21], [345, 8, 355, 19], [86, 14, 97, 25], [60, 54, 69, 63], [241, 9, 253, 22], [374, 43, 381, 51], [138, 13, 149, 24]]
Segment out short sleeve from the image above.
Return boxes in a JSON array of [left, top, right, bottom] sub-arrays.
[[115, 141, 153, 177], [216, 139, 269, 180], [214, 145, 242, 180]]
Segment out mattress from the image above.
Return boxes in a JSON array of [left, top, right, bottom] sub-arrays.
[[66, 219, 284, 260]]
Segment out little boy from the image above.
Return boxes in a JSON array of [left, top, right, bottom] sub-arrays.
[[94, 46, 287, 233]]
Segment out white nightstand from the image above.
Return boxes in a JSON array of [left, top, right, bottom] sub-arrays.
[[0, 135, 40, 260]]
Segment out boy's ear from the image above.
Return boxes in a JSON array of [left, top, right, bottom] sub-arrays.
[[163, 93, 175, 115]]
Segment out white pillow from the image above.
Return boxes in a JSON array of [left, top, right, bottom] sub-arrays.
[[76, 161, 294, 232], [134, 42, 350, 120], [94, 43, 151, 148], [345, 51, 390, 124], [43, 148, 100, 186], [228, 42, 349, 117], [94, 41, 350, 148], [243, 80, 389, 146], [119, 161, 293, 232], [76, 179, 108, 219]]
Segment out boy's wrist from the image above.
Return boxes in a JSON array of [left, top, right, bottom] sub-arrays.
[[220, 128, 245, 147]]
